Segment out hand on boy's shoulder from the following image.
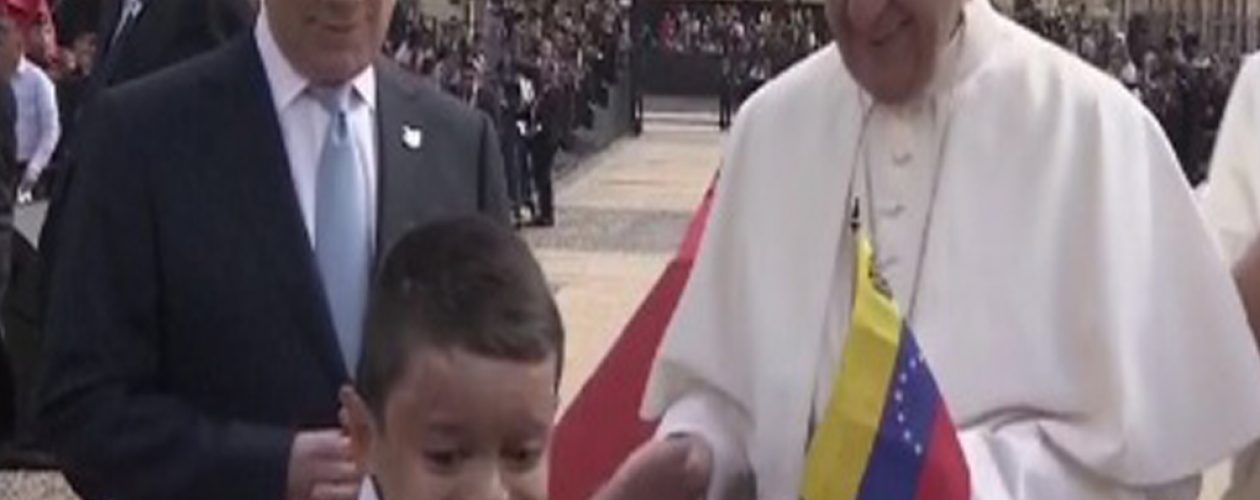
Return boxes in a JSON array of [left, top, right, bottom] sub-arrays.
[[287, 429, 365, 500], [594, 434, 713, 500]]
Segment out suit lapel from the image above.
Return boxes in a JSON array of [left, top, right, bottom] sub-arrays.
[[96, 0, 125, 58], [375, 61, 440, 263], [89, 0, 127, 91], [205, 37, 349, 381]]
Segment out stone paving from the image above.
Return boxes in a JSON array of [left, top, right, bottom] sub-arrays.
[[521, 121, 722, 410]]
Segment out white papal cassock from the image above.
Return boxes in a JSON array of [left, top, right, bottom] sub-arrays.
[[1199, 52, 1260, 499], [641, 1, 1260, 499], [1203, 53, 1260, 264]]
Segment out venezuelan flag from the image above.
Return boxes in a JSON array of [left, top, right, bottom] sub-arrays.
[[801, 233, 970, 500]]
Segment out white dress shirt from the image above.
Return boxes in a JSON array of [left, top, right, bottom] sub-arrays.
[[255, 10, 378, 249], [11, 56, 60, 181]]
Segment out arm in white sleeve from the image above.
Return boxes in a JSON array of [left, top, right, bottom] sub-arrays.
[[656, 391, 755, 500], [961, 425, 1201, 500], [26, 69, 59, 180]]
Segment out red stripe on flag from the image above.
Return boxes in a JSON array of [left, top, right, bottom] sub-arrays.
[[914, 403, 971, 500]]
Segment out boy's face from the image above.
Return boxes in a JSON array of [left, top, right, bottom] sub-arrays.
[[342, 348, 558, 500]]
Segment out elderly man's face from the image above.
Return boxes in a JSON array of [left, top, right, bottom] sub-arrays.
[[265, 0, 396, 85], [828, 0, 963, 103]]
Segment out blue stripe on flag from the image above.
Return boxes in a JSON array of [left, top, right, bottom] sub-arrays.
[[856, 326, 942, 500]]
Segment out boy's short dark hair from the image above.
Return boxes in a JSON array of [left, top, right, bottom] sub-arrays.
[[355, 216, 564, 422]]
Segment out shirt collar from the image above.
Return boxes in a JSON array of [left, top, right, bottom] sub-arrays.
[[254, 9, 377, 113]]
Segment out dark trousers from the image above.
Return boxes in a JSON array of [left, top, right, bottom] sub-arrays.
[[501, 128, 524, 211], [719, 87, 732, 130], [0, 162, 15, 448], [530, 136, 557, 222]]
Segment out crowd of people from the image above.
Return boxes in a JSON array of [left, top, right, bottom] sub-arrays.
[[651, 3, 825, 60], [385, 0, 627, 227], [1011, 3, 1247, 187], [646, 3, 828, 128]]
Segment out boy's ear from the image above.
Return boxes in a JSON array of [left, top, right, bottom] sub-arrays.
[[339, 385, 376, 469]]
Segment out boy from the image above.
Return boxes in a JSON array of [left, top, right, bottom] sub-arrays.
[[339, 216, 563, 500]]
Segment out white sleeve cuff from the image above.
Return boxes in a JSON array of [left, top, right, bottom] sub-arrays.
[[657, 392, 755, 500]]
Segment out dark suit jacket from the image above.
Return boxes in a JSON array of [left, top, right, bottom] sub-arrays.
[[41, 0, 254, 264], [91, 0, 254, 91], [0, 83, 17, 189], [37, 35, 509, 500], [0, 82, 16, 444]]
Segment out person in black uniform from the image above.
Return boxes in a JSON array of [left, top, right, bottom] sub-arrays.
[[0, 14, 22, 453], [529, 41, 567, 228]]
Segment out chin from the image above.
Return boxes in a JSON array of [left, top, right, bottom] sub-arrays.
[[854, 66, 925, 104], [308, 53, 374, 85]]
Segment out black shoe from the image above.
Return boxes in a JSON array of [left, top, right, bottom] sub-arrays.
[[532, 216, 555, 228]]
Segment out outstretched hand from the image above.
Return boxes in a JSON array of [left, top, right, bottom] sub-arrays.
[[593, 434, 713, 500]]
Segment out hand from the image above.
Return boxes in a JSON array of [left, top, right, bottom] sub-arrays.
[[287, 429, 364, 500], [594, 434, 713, 500]]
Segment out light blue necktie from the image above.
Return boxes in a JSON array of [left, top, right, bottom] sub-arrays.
[[311, 86, 370, 375]]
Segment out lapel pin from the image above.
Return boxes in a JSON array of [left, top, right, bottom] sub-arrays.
[[402, 125, 423, 151]]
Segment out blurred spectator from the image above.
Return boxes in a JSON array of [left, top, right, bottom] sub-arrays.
[[7, 15, 57, 205], [1012, 4, 1243, 187], [86, 0, 254, 98], [41, 0, 255, 273], [0, 13, 21, 454], [55, 32, 91, 153], [386, 0, 627, 227]]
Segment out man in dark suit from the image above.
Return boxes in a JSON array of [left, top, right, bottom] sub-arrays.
[[90, 0, 255, 93], [36, 0, 509, 498], [529, 47, 570, 228], [0, 15, 20, 450], [40, 0, 255, 271]]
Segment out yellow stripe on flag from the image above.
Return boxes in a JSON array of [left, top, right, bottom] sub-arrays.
[[801, 234, 905, 500]]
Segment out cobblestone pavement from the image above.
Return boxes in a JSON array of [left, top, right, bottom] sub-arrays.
[[0, 472, 74, 500], [521, 120, 722, 410]]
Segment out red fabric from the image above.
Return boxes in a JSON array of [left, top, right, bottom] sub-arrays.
[[915, 404, 972, 500], [549, 182, 715, 500]]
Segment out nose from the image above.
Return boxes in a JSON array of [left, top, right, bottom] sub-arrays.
[[468, 468, 510, 500], [846, 0, 890, 34]]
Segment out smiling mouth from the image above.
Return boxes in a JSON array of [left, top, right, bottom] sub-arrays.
[[871, 18, 912, 46], [321, 23, 355, 34]]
